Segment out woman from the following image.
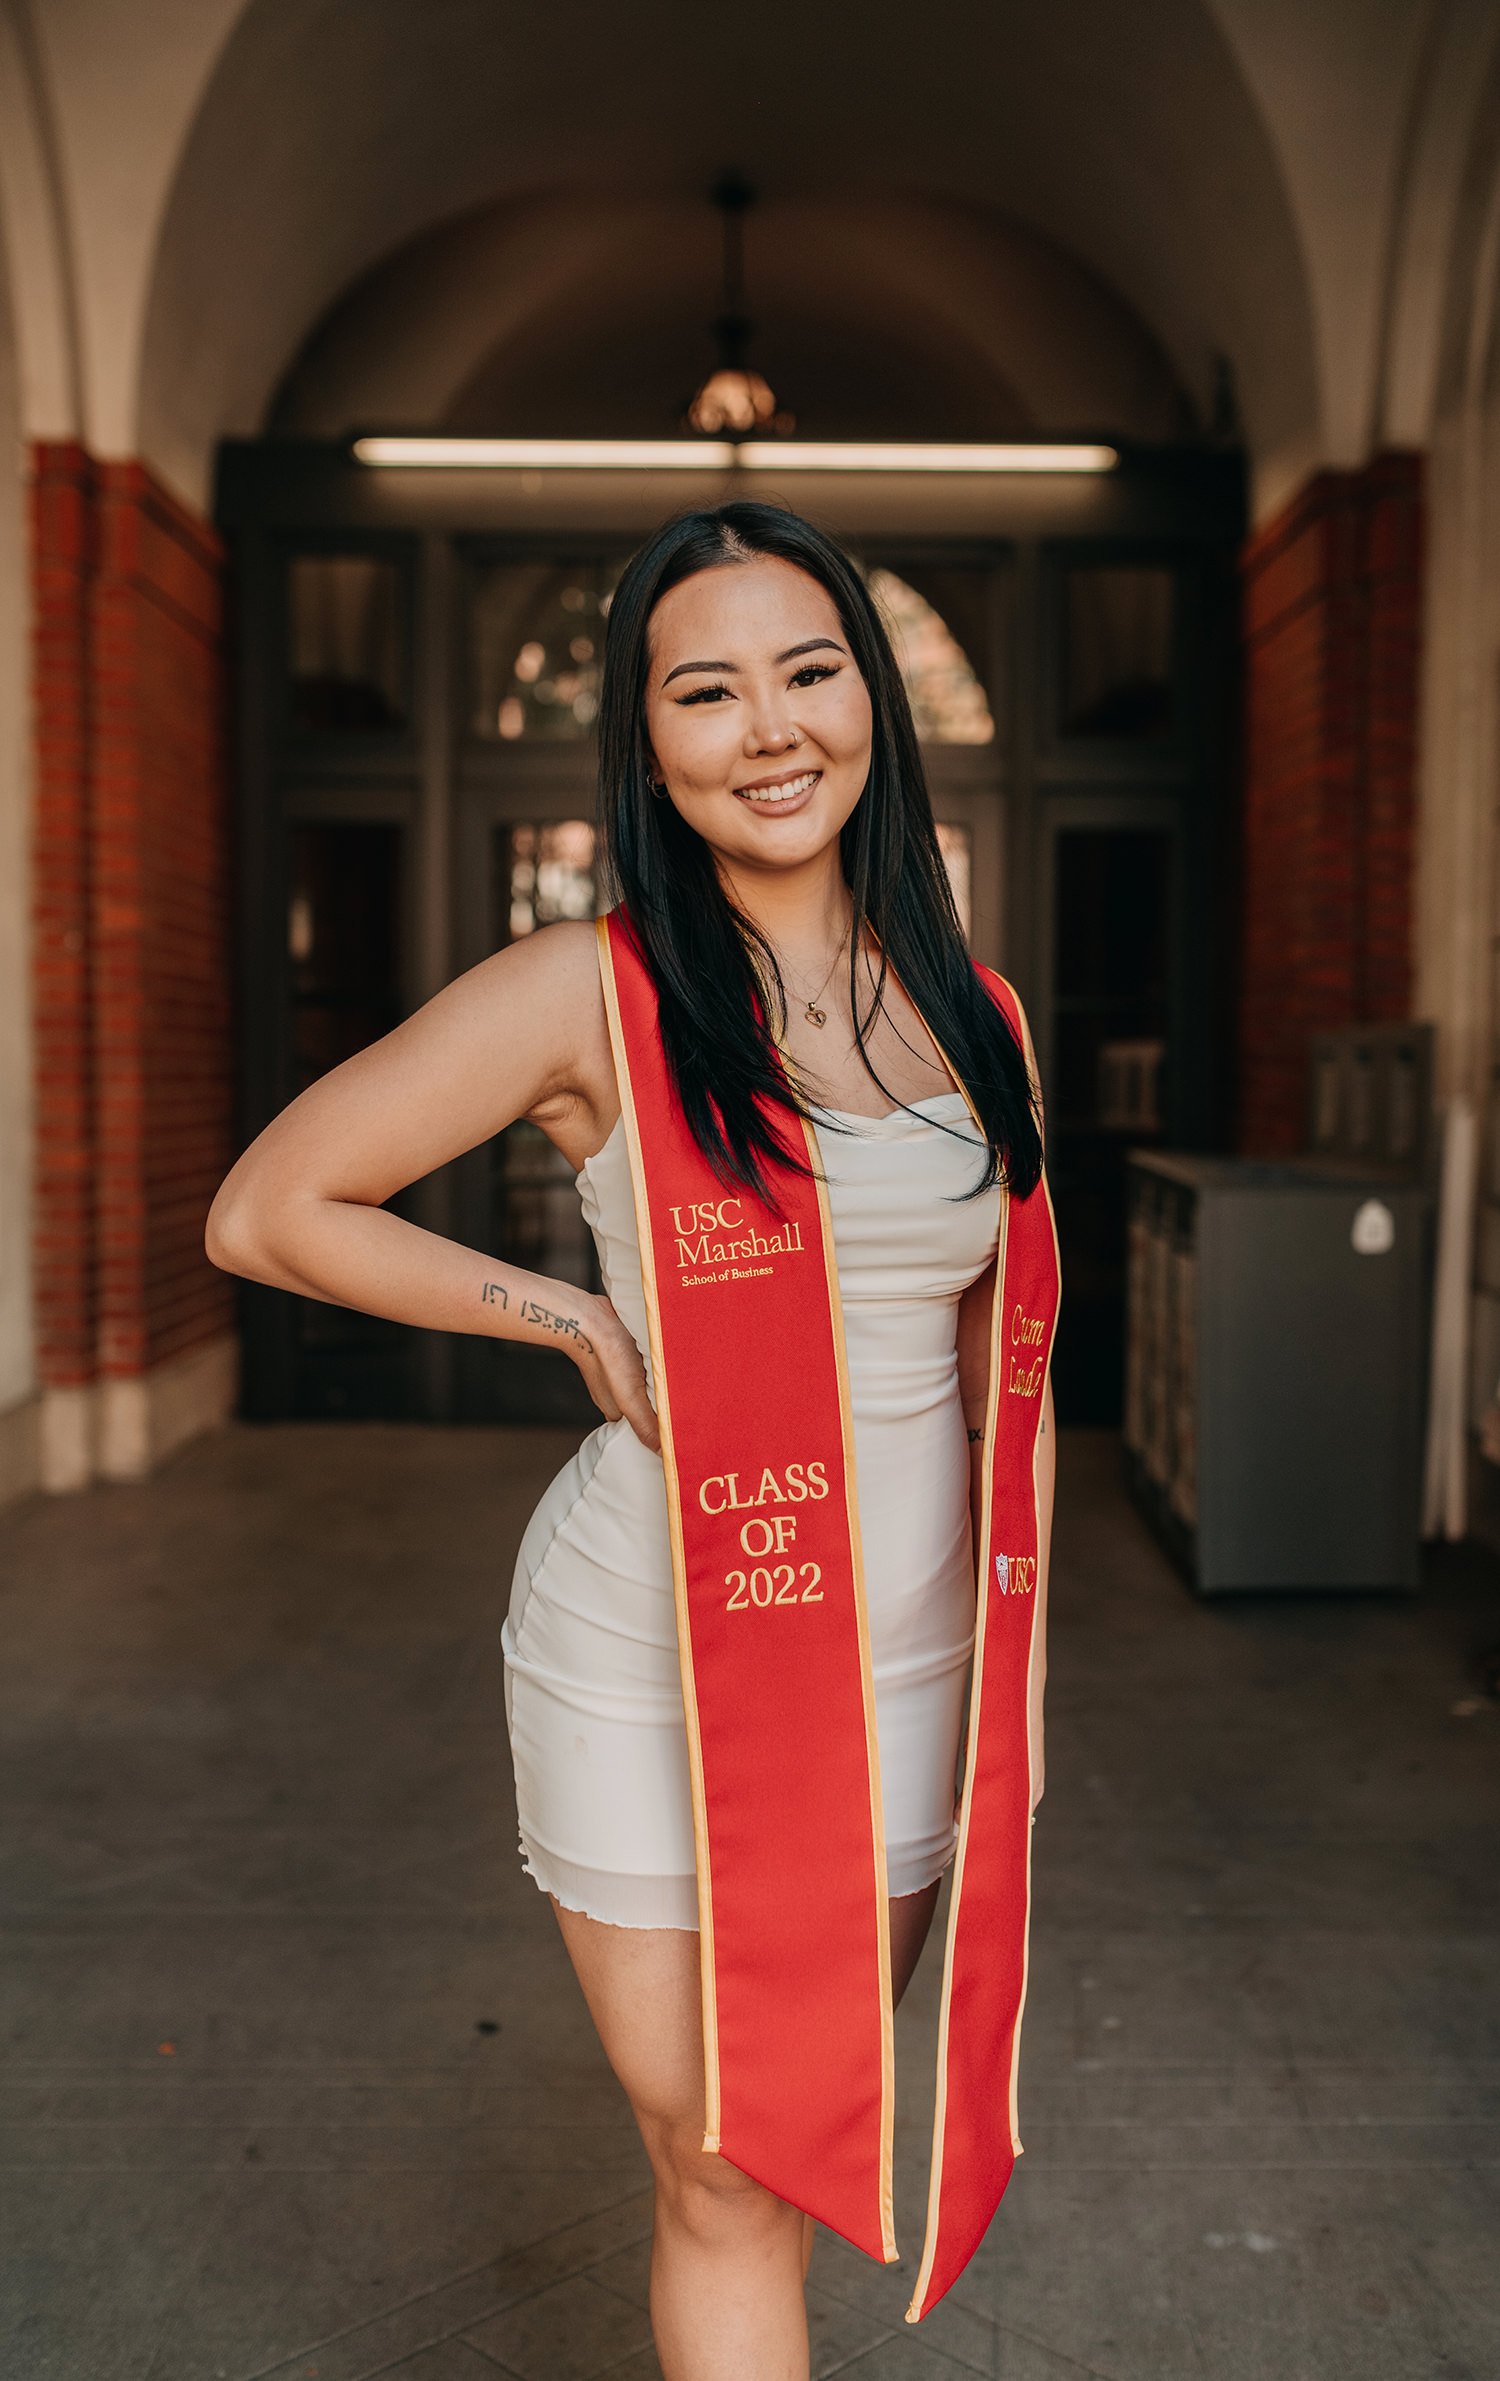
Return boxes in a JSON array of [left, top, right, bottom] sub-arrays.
[[207, 500, 1056, 2381]]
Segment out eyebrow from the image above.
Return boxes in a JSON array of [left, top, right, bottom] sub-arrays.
[[660, 635, 847, 687]]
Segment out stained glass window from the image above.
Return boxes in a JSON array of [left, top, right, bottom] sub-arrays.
[[868, 569, 994, 746], [472, 561, 616, 740]]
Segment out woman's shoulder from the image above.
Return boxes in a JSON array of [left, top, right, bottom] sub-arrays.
[[437, 920, 615, 1147], [431, 918, 611, 1087], [518, 915, 607, 982], [461, 917, 606, 1009]]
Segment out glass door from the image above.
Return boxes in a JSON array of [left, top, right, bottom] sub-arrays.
[[445, 549, 616, 1422], [231, 499, 1235, 1432], [281, 810, 423, 1417], [864, 555, 1007, 969], [450, 763, 605, 1425], [924, 754, 1004, 968], [1039, 798, 1182, 1423], [238, 538, 427, 1422]]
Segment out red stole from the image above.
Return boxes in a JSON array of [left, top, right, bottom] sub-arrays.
[[596, 907, 1060, 2323]]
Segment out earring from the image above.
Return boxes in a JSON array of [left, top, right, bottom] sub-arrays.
[[647, 775, 666, 799]]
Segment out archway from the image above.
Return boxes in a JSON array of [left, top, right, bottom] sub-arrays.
[[137, 0, 1318, 506], [127, 0, 1282, 1427]]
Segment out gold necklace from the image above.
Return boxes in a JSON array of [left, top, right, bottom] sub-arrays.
[[790, 930, 850, 1029]]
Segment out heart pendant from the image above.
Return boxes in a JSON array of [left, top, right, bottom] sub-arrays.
[[806, 1004, 827, 1028]]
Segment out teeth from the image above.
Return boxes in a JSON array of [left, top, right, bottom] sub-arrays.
[[737, 770, 820, 802]]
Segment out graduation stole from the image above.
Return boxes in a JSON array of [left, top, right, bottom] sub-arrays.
[[596, 906, 1060, 2323]]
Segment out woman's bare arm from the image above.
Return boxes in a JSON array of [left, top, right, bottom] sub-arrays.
[[204, 921, 659, 1449]]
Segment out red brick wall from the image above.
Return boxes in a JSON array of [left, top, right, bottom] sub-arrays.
[[1361, 454, 1424, 1030], [29, 442, 234, 1393], [1237, 451, 1423, 1152], [31, 446, 98, 1390]]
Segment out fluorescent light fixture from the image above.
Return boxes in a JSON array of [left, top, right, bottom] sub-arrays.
[[351, 436, 1119, 475], [738, 441, 1117, 473], [354, 438, 737, 470]]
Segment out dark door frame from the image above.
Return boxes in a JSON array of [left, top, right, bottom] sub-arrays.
[[218, 440, 1245, 1423]]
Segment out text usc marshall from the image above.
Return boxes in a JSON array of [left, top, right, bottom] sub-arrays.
[[664, 1196, 805, 1270]]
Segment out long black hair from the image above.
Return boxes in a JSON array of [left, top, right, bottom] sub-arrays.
[[597, 500, 1043, 1204]]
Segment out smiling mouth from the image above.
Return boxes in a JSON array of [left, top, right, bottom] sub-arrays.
[[733, 768, 822, 806]]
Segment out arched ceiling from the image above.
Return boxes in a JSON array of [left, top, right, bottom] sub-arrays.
[[137, 0, 1319, 507], [270, 190, 1189, 446]]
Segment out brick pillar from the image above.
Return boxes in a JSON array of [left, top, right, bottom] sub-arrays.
[[1361, 455, 1423, 1026], [1237, 451, 1422, 1152], [28, 445, 236, 1486], [30, 444, 98, 1485]]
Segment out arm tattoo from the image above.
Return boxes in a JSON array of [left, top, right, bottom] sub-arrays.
[[967, 1427, 983, 1444], [520, 1297, 595, 1357], [480, 1281, 508, 1308]]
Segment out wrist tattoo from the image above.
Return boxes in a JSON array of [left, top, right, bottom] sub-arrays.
[[520, 1297, 595, 1357], [966, 1427, 983, 1444], [480, 1281, 508, 1308]]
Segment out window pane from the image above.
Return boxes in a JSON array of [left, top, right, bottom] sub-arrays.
[[285, 821, 411, 1414], [288, 555, 405, 731], [869, 568, 994, 745], [1062, 565, 1174, 738], [1051, 821, 1173, 1424], [287, 821, 403, 1089], [1054, 825, 1170, 1131], [935, 820, 973, 941], [504, 818, 599, 939], [472, 560, 617, 740], [490, 821, 601, 1294]]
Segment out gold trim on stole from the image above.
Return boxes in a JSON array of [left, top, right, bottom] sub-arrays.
[[595, 916, 722, 2149], [904, 973, 1053, 2324], [798, 1112, 900, 2264], [1004, 990, 1064, 2157], [905, 1183, 1009, 2323]]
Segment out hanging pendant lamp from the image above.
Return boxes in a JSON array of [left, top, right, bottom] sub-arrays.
[[686, 175, 795, 439]]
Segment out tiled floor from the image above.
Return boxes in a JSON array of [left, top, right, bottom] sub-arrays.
[[0, 1423, 1497, 2379]]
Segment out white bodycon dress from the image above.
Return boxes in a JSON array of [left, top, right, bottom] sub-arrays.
[[501, 1089, 1001, 1930]]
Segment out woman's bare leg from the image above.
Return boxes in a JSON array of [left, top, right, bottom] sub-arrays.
[[553, 1903, 807, 2380], [891, 1877, 943, 2004], [551, 1876, 943, 2379]]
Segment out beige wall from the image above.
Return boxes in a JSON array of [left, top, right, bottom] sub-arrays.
[[1410, 38, 1500, 1431]]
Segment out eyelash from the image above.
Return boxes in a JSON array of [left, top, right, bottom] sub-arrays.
[[675, 661, 840, 706]]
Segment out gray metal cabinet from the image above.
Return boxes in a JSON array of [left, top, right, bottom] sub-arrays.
[[1124, 1153, 1432, 1592]]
